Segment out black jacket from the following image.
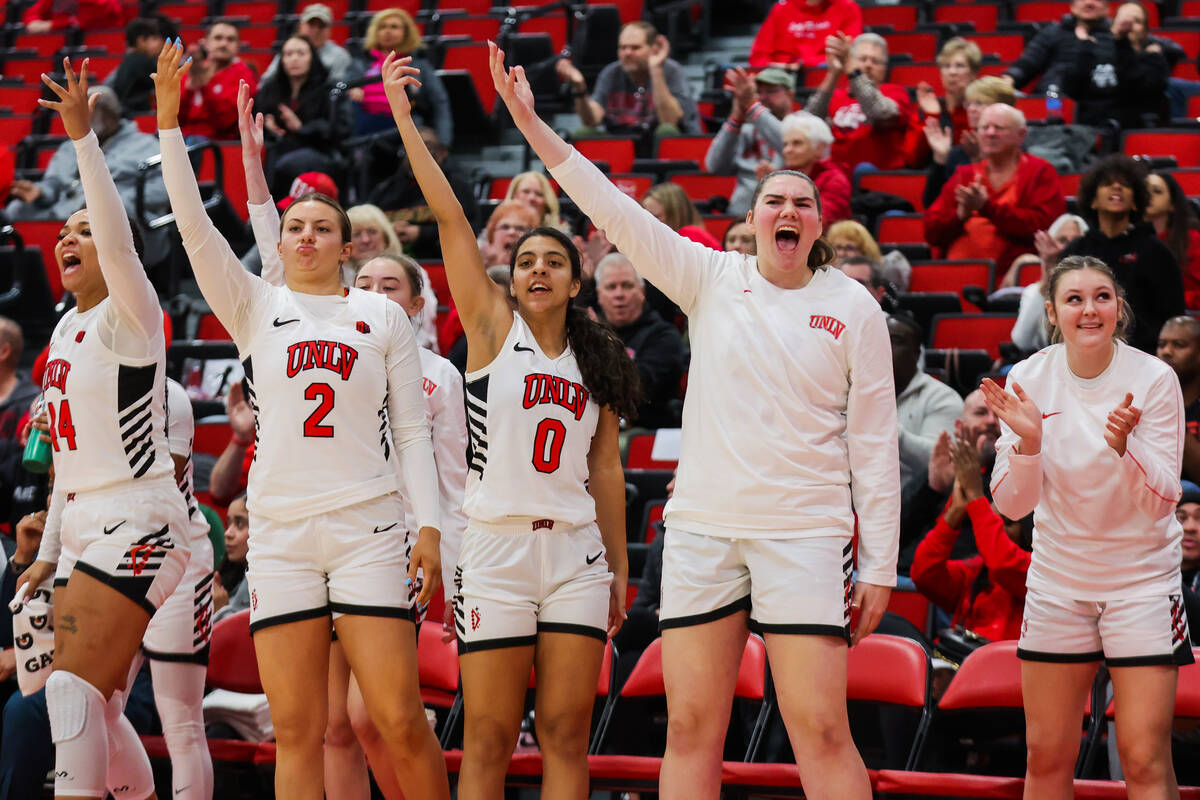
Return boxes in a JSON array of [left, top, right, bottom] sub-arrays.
[[1005, 16, 1168, 128], [1060, 222, 1184, 354], [107, 52, 157, 113], [255, 75, 347, 155], [366, 163, 481, 261], [607, 306, 685, 429]]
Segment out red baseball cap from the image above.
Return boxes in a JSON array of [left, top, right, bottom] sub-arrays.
[[277, 172, 339, 211]]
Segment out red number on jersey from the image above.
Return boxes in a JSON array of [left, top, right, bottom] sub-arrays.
[[45, 399, 78, 451], [303, 383, 335, 438], [532, 418, 566, 474]]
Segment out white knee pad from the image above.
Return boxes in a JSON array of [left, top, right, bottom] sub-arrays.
[[106, 710, 155, 800], [152, 660, 213, 800], [45, 670, 109, 797]]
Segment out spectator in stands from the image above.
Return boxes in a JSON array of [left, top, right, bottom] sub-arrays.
[[1056, 154, 1184, 353], [641, 182, 721, 249], [556, 22, 700, 148], [0, 318, 38, 530], [804, 32, 916, 174], [1011, 214, 1090, 352], [839, 255, 888, 305], [703, 67, 795, 217], [892, 312, 962, 495], [911, 436, 1029, 642], [748, 0, 863, 70], [479, 200, 539, 268], [906, 38, 982, 170], [776, 111, 851, 225], [5, 86, 170, 263], [367, 126, 481, 260], [350, 8, 452, 144], [826, 219, 911, 292], [503, 171, 564, 229], [179, 21, 257, 141], [1111, 1, 1178, 125], [254, 35, 347, 198], [1145, 171, 1200, 309], [208, 382, 254, 506], [1177, 483, 1200, 644], [213, 494, 251, 623], [723, 220, 755, 255], [925, 104, 1065, 274], [595, 253, 684, 428], [104, 15, 177, 113], [921, 77, 1016, 209], [21, 0, 119, 32], [1001, 0, 1168, 128], [261, 3, 354, 86], [1156, 315, 1200, 484]]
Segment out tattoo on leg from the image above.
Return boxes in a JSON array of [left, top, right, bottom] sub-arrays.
[[58, 615, 78, 634]]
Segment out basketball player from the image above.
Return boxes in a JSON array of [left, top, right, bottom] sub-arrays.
[[154, 43, 449, 800], [16, 59, 191, 800], [983, 255, 1190, 800], [380, 54, 641, 798], [489, 42, 899, 800]]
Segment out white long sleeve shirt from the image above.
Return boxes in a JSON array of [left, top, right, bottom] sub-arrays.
[[991, 341, 1185, 599], [549, 149, 900, 586]]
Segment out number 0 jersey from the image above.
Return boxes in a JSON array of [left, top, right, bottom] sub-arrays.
[[41, 299, 172, 493], [463, 312, 599, 528], [234, 283, 426, 522]]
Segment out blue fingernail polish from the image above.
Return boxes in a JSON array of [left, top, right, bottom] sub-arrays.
[[184, 56, 192, 64], [405, 577, 412, 585]]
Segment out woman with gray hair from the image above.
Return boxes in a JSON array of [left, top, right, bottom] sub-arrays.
[[777, 111, 851, 225], [1011, 213, 1090, 351]]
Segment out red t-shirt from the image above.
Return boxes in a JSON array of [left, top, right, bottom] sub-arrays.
[[1161, 227, 1200, 310], [749, 0, 864, 69], [179, 60, 258, 140], [827, 83, 915, 173], [22, 0, 122, 30]]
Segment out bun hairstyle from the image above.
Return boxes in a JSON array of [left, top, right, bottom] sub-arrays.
[[282, 192, 353, 244], [1041, 255, 1134, 344], [510, 227, 643, 421], [748, 169, 837, 269]]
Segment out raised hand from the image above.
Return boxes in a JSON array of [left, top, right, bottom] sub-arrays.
[[236, 80, 265, 160], [960, 130, 980, 162], [1104, 392, 1141, 457], [276, 103, 302, 133], [37, 58, 95, 141], [825, 33, 850, 73], [488, 41, 537, 127], [928, 430, 954, 493], [723, 67, 756, 117], [916, 82, 941, 116], [950, 436, 984, 500], [981, 378, 1042, 455], [381, 52, 421, 119], [153, 37, 193, 130], [1034, 228, 1064, 268], [648, 34, 670, 69], [923, 116, 952, 164]]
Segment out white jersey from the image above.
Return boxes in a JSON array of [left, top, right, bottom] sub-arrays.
[[463, 312, 599, 528], [991, 341, 1185, 600], [165, 378, 217, 557], [549, 149, 900, 586], [402, 348, 468, 601], [159, 126, 439, 530]]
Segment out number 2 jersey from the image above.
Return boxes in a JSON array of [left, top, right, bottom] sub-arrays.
[[463, 312, 599, 528]]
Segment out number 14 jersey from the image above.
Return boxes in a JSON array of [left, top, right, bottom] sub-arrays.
[[463, 312, 599, 528], [235, 284, 428, 523]]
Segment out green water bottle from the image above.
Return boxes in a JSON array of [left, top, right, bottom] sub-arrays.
[[21, 397, 52, 474]]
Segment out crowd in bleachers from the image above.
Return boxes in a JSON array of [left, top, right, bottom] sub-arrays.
[[5, 0, 1200, 794]]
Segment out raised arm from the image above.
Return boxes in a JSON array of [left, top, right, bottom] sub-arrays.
[[490, 42, 718, 314], [155, 40, 261, 340], [237, 80, 284, 287], [41, 59, 161, 344], [381, 53, 511, 355]]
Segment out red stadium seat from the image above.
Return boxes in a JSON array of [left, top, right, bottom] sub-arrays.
[[419, 261, 450, 306], [626, 432, 678, 469], [861, 4, 919, 29], [192, 419, 233, 459], [702, 215, 735, 242], [196, 312, 233, 341], [876, 213, 926, 245], [1123, 129, 1200, 167], [933, 3, 1001, 32], [440, 15, 502, 40], [515, 10, 568, 52], [1153, 27, 1200, 58], [11, 32, 67, 58], [441, 43, 497, 113], [1014, 0, 1073, 23], [1016, 260, 1042, 286], [656, 134, 716, 164], [886, 589, 933, 635], [223, 0, 281, 19], [574, 137, 635, 174], [155, 2, 211, 26], [1059, 172, 1082, 197], [668, 172, 737, 203], [929, 312, 1016, 360], [857, 171, 928, 212], [84, 29, 130, 55], [611, 172, 653, 199], [885, 32, 938, 62], [0, 114, 35, 142], [1015, 94, 1078, 122], [1188, 94, 1200, 119], [0, 83, 43, 114], [208, 609, 262, 694], [886, 64, 942, 91], [1, 53, 53, 84], [970, 33, 1028, 62], [12, 220, 68, 301], [847, 634, 933, 769], [611, 0, 644, 23], [416, 616, 460, 710], [641, 499, 665, 544], [1174, 168, 1200, 197], [909, 260, 996, 302], [431, 0, 490, 10]]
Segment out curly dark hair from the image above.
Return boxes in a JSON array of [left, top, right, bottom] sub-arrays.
[[510, 227, 644, 422], [1077, 154, 1149, 228]]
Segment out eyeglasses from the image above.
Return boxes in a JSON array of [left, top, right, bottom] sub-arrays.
[[495, 223, 530, 234]]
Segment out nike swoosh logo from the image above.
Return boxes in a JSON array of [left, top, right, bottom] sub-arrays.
[[513, 343, 535, 353], [272, 317, 300, 327], [1041, 412, 1062, 419], [103, 520, 126, 535], [373, 523, 398, 533], [585, 551, 603, 565]]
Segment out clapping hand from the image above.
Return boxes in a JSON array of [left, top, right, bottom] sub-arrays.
[[825, 32, 851, 73], [37, 58, 96, 141], [1034, 229, 1064, 269], [923, 116, 952, 164], [916, 82, 941, 116], [950, 436, 984, 501], [980, 378, 1042, 455], [723, 67, 756, 117], [929, 430, 955, 493], [1104, 392, 1141, 457]]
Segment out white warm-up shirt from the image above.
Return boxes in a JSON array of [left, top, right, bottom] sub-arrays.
[[165, 378, 217, 565], [549, 149, 900, 586], [990, 341, 1184, 599], [160, 127, 439, 528]]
